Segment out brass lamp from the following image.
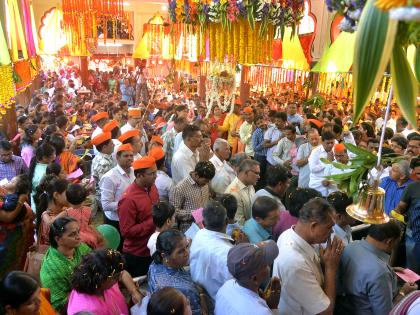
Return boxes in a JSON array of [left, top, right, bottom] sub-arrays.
[[346, 181, 389, 224]]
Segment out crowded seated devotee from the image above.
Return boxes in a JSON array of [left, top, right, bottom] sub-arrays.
[[215, 240, 280, 315], [190, 200, 234, 300], [337, 221, 418, 315], [273, 197, 344, 315], [170, 161, 215, 232]]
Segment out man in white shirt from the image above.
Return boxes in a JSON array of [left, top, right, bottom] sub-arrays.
[[264, 112, 287, 167], [118, 130, 143, 160], [209, 138, 231, 172], [272, 125, 303, 176], [308, 131, 336, 196], [91, 112, 110, 154], [211, 152, 249, 197], [225, 159, 260, 225], [323, 143, 352, 196], [120, 107, 149, 155], [296, 128, 320, 188], [215, 240, 280, 315], [99, 144, 135, 233], [171, 124, 210, 184], [149, 146, 173, 202], [273, 198, 344, 315], [190, 200, 234, 300]]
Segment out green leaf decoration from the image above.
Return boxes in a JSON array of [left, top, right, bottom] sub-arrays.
[[352, 0, 398, 124], [391, 42, 418, 130], [344, 143, 376, 159]]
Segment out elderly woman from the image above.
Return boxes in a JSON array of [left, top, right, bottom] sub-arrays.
[[0, 271, 56, 315], [67, 249, 141, 315], [148, 229, 204, 315], [40, 217, 91, 312]]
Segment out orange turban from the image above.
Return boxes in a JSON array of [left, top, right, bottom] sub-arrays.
[[118, 130, 140, 143], [334, 143, 346, 153], [133, 156, 156, 170], [102, 120, 119, 132], [151, 135, 163, 146], [149, 146, 165, 161], [243, 106, 253, 114], [92, 112, 109, 122], [307, 119, 323, 129], [128, 108, 141, 118], [91, 132, 111, 146], [117, 143, 133, 153]]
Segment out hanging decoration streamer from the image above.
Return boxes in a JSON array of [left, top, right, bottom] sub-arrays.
[[61, 0, 125, 56]]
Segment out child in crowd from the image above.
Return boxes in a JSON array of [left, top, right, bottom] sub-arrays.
[[327, 191, 355, 246], [0, 175, 30, 221], [46, 162, 67, 179], [66, 183, 104, 248], [147, 201, 175, 256]]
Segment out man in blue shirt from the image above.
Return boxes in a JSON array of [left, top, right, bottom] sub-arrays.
[[337, 221, 418, 315], [242, 196, 279, 244], [380, 160, 413, 215]]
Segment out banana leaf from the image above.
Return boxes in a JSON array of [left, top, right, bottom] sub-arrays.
[[320, 158, 357, 170], [391, 42, 418, 130], [352, 0, 398, 124], [415, 45, 420, 85], [344, 143, 376, 159]]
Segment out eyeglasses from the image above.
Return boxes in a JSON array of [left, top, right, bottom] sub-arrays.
[[248, 170, 260, 176]]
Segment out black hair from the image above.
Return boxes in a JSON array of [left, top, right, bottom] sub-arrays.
[[299, 197, 334, 224], [0, 271, 39, 312], [332, 124, 343, 135], [182, 124, 201, 141], [28, 143, 56, 192], [383, 127, 394, 141], [56, 115, 68, 129], [66, 184, 87, 205], [266, 165, 290, 187], [46, 162, 62, 177], [155, 157, 165, 170], [252, 196, 279, 219], [333, 117, 343, 126], [71, 249, 125, 295], [327, 191, 353, 214], [283, 125, 296, 134], [407, 133, 420, 141], [153, 229, 185, 264], [17, 115, 28, 125], [368, 220, 402, 241], [361, 122, 375, 138], [22, 124, 39, 146], [367, 138, 380, 146], [147, 287, 187, 315], [203, 200, 227, 231], [194, 161, 216, 180], [321, 131, 336, 141], [173, 116, 187, 125], [217, 194, 238, 220], [275, 111, 287, 122], [397, 117, 408, 128], [110, 126, 120, 139], [96, 139, 112, 152], [49, 216, 77, 248], [35, 175, 68, 232], [411, 157, 420, 169], [152, 201, 175, 228], [391, 135, 408, 150], [14, 174, 30, 196], [0, 140, 12, 151], [48, 133, 66, 155], [352, 130, 362, 142]]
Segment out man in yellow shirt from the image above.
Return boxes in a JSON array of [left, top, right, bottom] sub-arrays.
[[218, 100, 242, 154]]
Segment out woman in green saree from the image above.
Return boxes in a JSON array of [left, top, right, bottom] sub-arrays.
[[40, 216, 91, 313]]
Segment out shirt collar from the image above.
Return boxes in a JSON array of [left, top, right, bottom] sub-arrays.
[[235, 177, 247, 190], [116, 164, 132, 176], [333, 224, 351, 240], [250, 218, 272, 239], [0, 155, 17, 164], [186, 175, 199, 186], [360, 239, 390, 263], [290, 226, 319, 262], [180, 142, 195, 157], [203, 228, 234, 242], [211, 154, 224, 167], [264, 187, 283, 200]]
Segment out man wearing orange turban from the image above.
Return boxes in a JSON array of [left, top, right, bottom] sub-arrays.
[[117, 156, 159, 277]]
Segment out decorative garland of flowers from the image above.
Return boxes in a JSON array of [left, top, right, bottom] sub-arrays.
[[0, 64, 16, 117], [168, 0, 305, 37], [205, 63, 236, 116]]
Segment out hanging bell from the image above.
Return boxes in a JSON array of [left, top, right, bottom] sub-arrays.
[[346, 183, 389, 224]]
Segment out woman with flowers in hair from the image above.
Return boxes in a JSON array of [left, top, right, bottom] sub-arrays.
[[67, 249, 142, 315]]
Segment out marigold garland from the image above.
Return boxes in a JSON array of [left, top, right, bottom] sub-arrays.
[[0, 64, 15, 117]]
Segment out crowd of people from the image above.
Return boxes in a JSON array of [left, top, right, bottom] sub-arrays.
[[0, 65, 419, 315]]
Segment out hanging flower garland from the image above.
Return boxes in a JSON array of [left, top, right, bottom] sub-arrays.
[[205, 63, 236, 117]]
